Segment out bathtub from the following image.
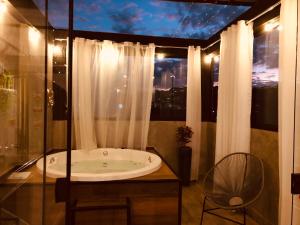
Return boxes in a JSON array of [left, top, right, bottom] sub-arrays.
[[36, 148, 162, 181]]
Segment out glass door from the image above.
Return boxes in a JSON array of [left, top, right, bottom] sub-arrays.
[[0, 0, 48, 224]]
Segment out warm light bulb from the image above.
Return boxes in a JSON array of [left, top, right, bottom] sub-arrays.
[[204, 54, 213, 64], [156, 53, 165, 60], [0, 1, 7, 14], [28, 27, 40, 44], [53, 45, 62, 56], [264, 23, 273, 32], [213, 55, 220, 63]]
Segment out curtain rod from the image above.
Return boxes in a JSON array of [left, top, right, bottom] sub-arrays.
[[202, 1, 281, 51], [156, 45, 188, 49]]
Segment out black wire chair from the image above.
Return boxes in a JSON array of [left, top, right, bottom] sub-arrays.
[[200, 152, 264, 225]]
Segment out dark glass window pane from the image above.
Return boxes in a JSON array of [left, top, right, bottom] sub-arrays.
[[210, 29, 279, 130], [213, 61, 219, 87], [151, 58, 187, 121], [252, 30, 279, 130]]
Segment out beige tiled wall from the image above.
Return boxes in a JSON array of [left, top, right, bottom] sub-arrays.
[[249, 128, 279, 225]]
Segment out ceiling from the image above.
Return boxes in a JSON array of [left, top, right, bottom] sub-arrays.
[[33, 0, 251, 40]]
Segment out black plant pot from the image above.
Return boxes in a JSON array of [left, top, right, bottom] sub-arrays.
[[178, 146, 192, 186]]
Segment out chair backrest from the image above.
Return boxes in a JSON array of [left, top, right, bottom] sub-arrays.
[[203, 152, 264, 209]]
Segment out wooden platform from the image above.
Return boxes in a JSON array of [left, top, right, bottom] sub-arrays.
[[0, 154, 181, 225]]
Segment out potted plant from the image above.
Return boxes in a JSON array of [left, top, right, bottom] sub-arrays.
[[176, 125, 193, 186]]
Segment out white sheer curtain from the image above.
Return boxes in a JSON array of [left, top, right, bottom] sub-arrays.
[[186, 46, 202, 180], [278, 0, 298, 224], [215, 21, 253, 162], [73, 38, 155, 150]]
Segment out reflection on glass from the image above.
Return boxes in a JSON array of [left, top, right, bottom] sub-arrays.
[[0, 0, 47, 225]]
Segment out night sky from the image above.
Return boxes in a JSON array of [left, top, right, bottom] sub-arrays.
[[33, 0, 249, 40], [213, 30, 279, 88]]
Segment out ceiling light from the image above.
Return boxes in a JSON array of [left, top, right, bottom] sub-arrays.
[[156, 53, 165, 60]]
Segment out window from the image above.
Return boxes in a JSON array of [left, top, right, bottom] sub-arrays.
[[151, 57, 187, 121], [252, 29, 279, 130], [211, 29, 279, 130], [211, 61, 219, 121]]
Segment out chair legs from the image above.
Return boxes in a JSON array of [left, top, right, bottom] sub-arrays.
[[243, 208, 246, 225], [200, 196, 246, 225], [199, 196, 206, 225]]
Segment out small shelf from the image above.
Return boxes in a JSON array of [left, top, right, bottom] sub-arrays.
[[0, 88, 16, 93]]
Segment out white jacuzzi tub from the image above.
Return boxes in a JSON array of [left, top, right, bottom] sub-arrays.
[[36, 148, 162, 181]]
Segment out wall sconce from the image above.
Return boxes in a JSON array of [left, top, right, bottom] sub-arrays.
[[213, 55, 220, 63], [204, 54, 213, 64], [0, 1, 7, 14], [264, 23, 274, 32], [53, 45, 62, 56], [264, 20, 281, 32], [277, 25, 283, 31], [156, 53, 165, 60], [28, 27, 40, 44]]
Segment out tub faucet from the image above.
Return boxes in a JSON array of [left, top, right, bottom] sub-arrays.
[[49, 157, 55, 164]]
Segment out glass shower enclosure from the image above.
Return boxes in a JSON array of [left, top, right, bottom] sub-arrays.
[[0, 0, 68, 225]]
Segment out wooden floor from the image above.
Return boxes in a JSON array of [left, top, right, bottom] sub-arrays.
[[182, 182, 259, 225]]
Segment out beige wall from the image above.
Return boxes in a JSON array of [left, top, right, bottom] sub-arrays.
[[249, 128, 279, 225], [147, 121, 216, 176]]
